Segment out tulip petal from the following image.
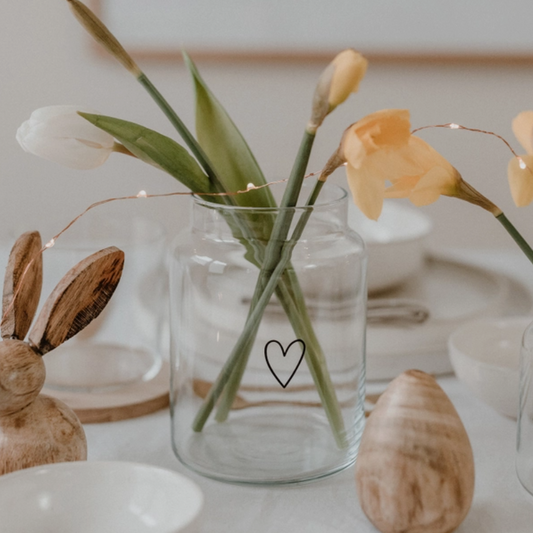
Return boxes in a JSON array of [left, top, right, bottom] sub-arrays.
[[346, 163, 386, 220], [16, 105, 115, 169], [512, 111, 533, 155], [508, 155, 533, 207]]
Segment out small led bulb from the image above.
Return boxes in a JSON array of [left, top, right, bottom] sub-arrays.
[[518, 157, 527, 170], [137, 190, 148, 198]]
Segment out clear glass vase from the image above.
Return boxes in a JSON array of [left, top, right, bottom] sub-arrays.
[[38, 208, 168, 393], [517, 319, 533, 495], [169, 183, 367, 484]]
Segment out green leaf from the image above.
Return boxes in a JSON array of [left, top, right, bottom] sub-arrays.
[[183, 52, 276, 209], [79, 112, 213, 193]]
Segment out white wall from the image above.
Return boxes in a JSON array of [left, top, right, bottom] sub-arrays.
[[2, 0, 533, 252]]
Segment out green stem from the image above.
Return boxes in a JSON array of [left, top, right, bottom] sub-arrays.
[[196, 179, 347, 447], [212, 132, 317, 417], [496, 212, 533, 264], [137, 70, 345, 444], [215, 181, 348, 449], [137, 73, 221, 190], [215, 180, 326, 421], [193, 129, 314, 425]]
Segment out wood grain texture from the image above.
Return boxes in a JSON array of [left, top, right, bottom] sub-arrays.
[[0, 340, 45, 416], [43, 362, 171, 423], [355, 370, 475, 533], [29, 246, 124, 355], [0, 340, 86, 475], [1, 231, 42, 340], [0, 395, 87, 476]]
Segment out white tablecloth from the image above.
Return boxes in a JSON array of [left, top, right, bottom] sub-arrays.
[[79, 248, 533, 532]]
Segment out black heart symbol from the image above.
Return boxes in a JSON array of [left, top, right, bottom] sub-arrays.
[[264, 339, 306, 389]]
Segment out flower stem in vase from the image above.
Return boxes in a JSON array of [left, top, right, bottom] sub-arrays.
[[192, 133, 349, 447]]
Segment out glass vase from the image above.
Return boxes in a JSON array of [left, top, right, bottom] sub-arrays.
[[169, 183, 367, 484], [37, 205, 168, 393], [517, 319, 533, 495]]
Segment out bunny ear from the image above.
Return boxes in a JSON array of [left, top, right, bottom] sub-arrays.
[[28, 246, 124, 355], [2, 231, 43, 340]]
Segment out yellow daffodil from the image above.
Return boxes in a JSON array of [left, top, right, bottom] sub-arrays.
[[508, 111, 533, 207], [339, 109, 424, 220], [310, 49, 367, 131], [335, 109, 500, 220]]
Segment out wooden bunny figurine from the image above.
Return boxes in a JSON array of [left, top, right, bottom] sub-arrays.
[[0, 231, 124, 475]]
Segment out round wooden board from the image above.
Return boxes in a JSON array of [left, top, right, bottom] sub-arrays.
[[42, 362, 170, 423]]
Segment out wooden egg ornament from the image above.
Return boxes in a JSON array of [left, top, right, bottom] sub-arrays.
[[355, 370, 475, 533], [0, 231, 124, 475]]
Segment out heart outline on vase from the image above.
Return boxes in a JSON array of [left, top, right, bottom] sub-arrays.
[[264, 339, 306, 389]]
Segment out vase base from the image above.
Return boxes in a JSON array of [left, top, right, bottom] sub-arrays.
[[172, 408, 363, 485]]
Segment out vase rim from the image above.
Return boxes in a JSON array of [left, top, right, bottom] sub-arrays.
[[192, 182, 349, 213]]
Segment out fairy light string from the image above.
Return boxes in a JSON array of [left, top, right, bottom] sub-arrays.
[[0, 172, 322, 328], [2, 122, 531, 328], [412, 122, 533, 176]]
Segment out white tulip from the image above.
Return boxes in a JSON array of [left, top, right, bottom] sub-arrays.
[[16, 105, 115, 170]]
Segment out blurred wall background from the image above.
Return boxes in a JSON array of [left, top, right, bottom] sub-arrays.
[[2, 0, 533, 251]]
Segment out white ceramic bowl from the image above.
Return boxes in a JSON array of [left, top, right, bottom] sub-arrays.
[[348, 201, 433, 293], [448, 316, 531, 418], [0, 461, 203, 533]]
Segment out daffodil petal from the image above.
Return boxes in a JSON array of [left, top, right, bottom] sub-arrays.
[[342, 110, 411, 168], [364, 146, 425, 183], [508, 155, 533, 207], [342, 125, 366, 168], [408, 166, 458, 206], [404, 136, 455, 174], [346, 163, 386, 220], [512, 111, 533, 155], [384, 175, 422, 198]]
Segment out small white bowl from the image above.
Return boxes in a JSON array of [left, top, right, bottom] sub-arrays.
[[0, 461, 203, 533], [448, 316, 531, 418], [348, 201, 433, 293]]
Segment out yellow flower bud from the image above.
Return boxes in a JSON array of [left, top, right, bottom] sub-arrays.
[[328, 49, 368, 108], [309, 49, 367, 131]]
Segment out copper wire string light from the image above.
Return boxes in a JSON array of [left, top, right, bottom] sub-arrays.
[[2, 122, 531, 326], [412, 122, 532, 174]]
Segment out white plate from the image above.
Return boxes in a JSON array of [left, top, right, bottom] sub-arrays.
[[366, 254, 533, 380], [0, 461, 203, 533]]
